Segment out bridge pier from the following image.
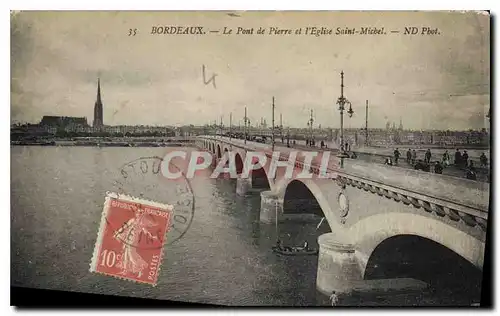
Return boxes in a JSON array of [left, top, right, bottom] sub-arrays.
[[211, 156, 219, 168], [316, 232, 363, 296], [236, 176, 252, 196], [260, 190, 283, 224]]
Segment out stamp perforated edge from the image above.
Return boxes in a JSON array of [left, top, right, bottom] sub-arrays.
[[89, 191, 174, 286]]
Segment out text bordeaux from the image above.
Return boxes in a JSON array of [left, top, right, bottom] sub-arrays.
[[151, 26, 205, 35]]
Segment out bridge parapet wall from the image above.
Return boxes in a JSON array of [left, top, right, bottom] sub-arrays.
[[342, 159, 488, 211], [337, 158, 489, 235]]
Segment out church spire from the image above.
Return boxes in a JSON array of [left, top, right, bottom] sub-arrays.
[[97, 77, 102, 103], [93, 77, 103, 128]]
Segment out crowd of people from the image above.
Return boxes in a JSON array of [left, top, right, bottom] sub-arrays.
[[385, 148, 489, 181]]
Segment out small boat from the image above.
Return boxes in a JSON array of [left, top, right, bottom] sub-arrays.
[[271, 200, 318, 256], [272, 245, 318, 256]]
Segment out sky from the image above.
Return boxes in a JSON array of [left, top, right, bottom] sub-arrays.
[[11, 11, 490, 130]]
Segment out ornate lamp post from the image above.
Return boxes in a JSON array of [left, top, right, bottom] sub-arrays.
[[272, 97, 275, 152], [336, 71, 354, 167], [287, 127, 290, 147], [306, 119, 311, 145], [219, 116, 223, 139], [244, 107, 249, 144], [309, 109, 314, 146]]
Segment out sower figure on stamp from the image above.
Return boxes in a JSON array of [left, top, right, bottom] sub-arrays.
[[113, 211, 159, 277]]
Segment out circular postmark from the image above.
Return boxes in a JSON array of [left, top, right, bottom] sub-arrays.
[[111, 156, 195, 247]]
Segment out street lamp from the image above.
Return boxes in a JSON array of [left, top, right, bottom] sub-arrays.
[[272, 96, 275, 152], [308, 109, 314, 146], [219, 116, 223, 139], [336, 71, 354, 166], [306, 120, 311, 145], [229, 112, 232, 145], [244, 107, 250, 144]]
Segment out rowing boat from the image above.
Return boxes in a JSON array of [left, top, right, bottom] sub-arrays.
[[272, 245, 318, 256]]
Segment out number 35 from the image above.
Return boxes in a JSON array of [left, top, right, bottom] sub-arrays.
[[128, 28, 137, 36]]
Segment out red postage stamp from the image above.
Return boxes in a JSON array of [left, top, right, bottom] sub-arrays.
[[90, 192, 173, 286]]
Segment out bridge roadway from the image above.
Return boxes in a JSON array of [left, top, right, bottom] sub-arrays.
[[196, 136, 490, 301], [214, 136, 488, 182]]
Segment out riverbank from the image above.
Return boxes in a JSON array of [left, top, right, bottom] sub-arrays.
[[10, 137, 195, 148]]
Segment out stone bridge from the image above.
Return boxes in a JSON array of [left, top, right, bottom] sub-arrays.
[[194, 136, 490, 297]]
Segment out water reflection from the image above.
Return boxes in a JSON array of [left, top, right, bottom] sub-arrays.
[[11, 146, 483, 306]]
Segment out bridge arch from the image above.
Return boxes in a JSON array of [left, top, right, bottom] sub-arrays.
[[251, 164, 271, 190], [362, 229, 484, 303], [282, 180, 330, 219], [216, 144, 222, 158], [275, 178, 343, 232], [235, 152, 244, 174], [352, 212, 485, 275]]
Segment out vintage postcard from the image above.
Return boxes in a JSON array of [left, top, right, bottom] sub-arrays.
[[11, 11, 490, 307]]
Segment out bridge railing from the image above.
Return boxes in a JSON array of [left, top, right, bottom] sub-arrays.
[[197, 136, 490, 216], [341, 158, 489, 214]]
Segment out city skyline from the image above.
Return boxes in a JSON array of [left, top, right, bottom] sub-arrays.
[[11, 11, 490, 130]]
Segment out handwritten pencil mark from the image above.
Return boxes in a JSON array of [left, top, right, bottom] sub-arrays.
[[202, 64, 217, 89]]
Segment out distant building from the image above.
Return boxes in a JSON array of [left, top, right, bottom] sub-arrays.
[[93, 78, 104, 129], [40, 116, 89, 129]]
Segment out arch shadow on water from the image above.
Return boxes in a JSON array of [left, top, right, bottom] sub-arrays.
[[280, 180, 331, 250], [364, 234, 483, 305], [235, 152, 244, 175], [251, 166, 271, 190]]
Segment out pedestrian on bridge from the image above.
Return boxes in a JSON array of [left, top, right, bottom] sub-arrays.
[[462, 150, 469, 168], [425, 149, 432, 164], [434, 161, 444, 174], [442, 150, 451, 167], [406, 149, 412, 164], [394, 148, 401, 165], [466, 168, 477, 181], [480, 153, 488, 168], [454, 149, 462, 166], [384, 157, 393, 166], [411, 149, 417, 165], [321, 140, 325, 149]]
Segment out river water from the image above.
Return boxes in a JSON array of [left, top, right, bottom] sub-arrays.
[[11, 146, 483, 306]]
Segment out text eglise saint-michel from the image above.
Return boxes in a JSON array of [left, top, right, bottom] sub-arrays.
[[147, 25, 440, 36]]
